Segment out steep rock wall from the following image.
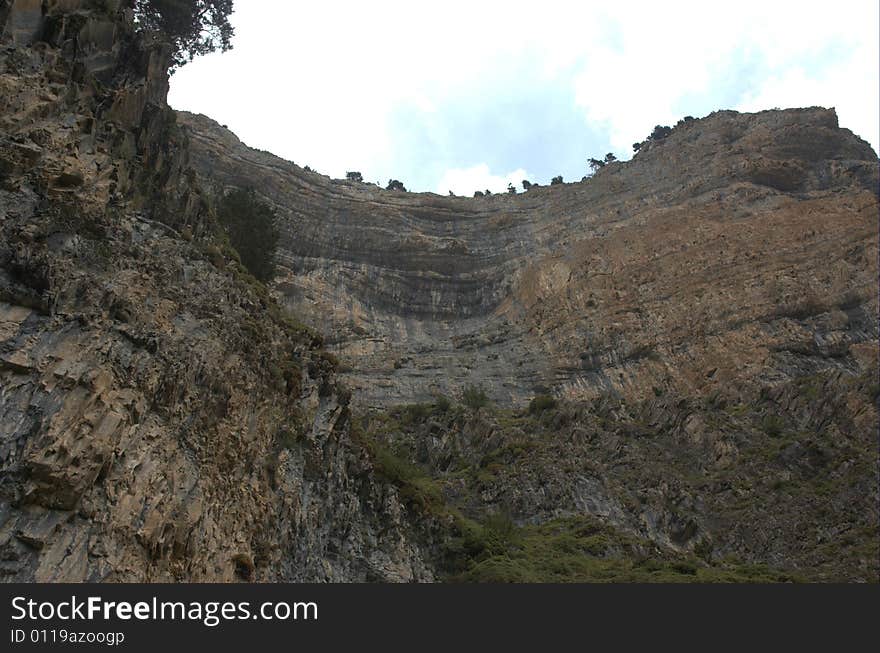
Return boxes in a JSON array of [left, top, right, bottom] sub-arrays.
[[179, 109, 878, 408], [0, 0, 432, 582]]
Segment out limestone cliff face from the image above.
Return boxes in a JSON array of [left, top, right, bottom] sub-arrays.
[[179, 108, 878, 409], [0, 1, 431, 582], [177, 110, 878, 582]]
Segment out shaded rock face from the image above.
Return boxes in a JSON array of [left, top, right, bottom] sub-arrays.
[[0, 2, 431, 582], [179, 108, 878, 409]]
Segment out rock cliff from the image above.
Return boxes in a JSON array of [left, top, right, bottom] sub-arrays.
[[1, 0, 877, 583], [0, 0, 431, 582], [179, 107, 878, 410]]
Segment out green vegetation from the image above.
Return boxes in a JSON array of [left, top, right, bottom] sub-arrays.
[[217, 187, 280, 283], [349, 364, 879, 582], [448, 515, 803, 583], [761, 414, 785, 437], [131, 0, 234, 69], [352, 424, 444, 511], [462, 384, 490, 411], [434, 395, 452, 412], [528, 394, 557, 414], [632, 122, 679, 152], [386, 179, 407, 192], [650, 124, 673, 140], [550, 175, 563, 185], [588, 153, 617, 174], [346, 171, 363, 182]]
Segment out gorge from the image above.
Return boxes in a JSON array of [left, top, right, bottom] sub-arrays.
[[0, 1, 877, 583]]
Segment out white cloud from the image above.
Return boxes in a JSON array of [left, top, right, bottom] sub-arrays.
[[168, 0, 880, 190], [436, 164, 530, 196], [736, 45, 879, 152], [568, 0, 879, 157]]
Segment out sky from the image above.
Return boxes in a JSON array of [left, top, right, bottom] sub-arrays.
[[168, 0, 879, 195]]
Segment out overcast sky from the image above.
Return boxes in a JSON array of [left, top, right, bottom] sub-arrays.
[[168, 0, 879, 195]]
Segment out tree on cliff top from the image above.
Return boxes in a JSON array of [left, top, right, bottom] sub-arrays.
[[130, 0, 234, 69]]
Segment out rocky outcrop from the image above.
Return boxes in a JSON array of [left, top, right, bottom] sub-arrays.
[[0, 1, 431, 582], [179, 108, 878, 409]]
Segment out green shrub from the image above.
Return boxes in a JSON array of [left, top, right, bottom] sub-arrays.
[[372, 444, 442, 509], [462, 384, 489, 410], [649, 124, 672, 140], [317, 350, 339, 369], [528, 394, 557, 414], [217, 187, 279, 282], [399, 403, 432, 424], [434, 395, 452, 412], [761, 414, 785, 437]]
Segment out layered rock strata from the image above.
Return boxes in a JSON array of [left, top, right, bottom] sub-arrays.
[[179, 108, 878, 408]]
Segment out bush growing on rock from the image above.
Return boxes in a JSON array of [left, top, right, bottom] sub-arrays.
[[551, 176, 563, 185], [522, 179, 532, 190], [528, 394, 557, 414], [434, 395, 452, 412], [217, 187, 279, 283], [346, 171, 363, 182], [462, 384, 489, 410], [386, 179, 407, 192], [131, 0, 234, 69], [650, 124, 673, 141]]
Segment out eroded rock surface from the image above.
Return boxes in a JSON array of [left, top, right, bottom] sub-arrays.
[[179, 108, 878, 409], [0, 1, 431, 582]]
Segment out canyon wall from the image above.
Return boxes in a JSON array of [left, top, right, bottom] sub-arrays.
[[180, 108, 878, 408], [1, 0, 877, 583], [0, 0, 431, 582]]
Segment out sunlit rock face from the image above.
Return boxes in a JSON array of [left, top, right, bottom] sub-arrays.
[[180, 108, 878, 408]]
